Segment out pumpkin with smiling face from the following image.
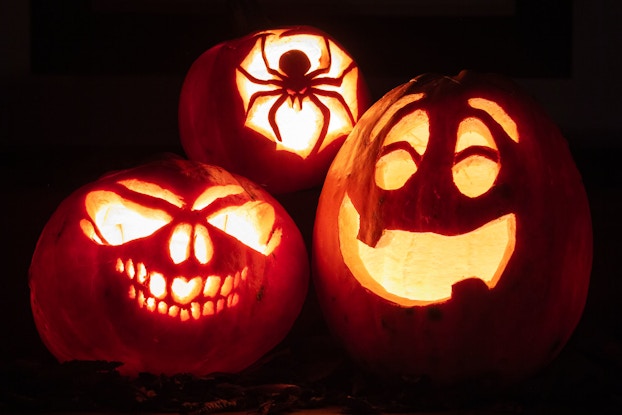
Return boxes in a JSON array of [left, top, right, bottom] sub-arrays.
[[179, 26, 370, 194], [312, 71, 592, 386], [30, 158, 309, 376]]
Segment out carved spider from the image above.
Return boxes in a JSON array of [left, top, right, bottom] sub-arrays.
[[237, 34, 357, 149]]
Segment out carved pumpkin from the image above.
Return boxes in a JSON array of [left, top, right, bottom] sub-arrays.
[[29, 157, 309, 376], [312, 71, 592, 386], [179, 26, 370, 194]]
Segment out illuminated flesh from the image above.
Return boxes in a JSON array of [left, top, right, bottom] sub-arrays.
[[79, 180, 282, 320], [339, 95, 520, 306], [236, 29, 360, 158], [339, 194, 516, 306], [117, 257, 247, 321]]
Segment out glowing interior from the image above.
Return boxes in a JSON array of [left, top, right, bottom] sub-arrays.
[[338, 194, 516, 306], [120, 257, 248, 321], [452, 117, 501, 198], [83, 191, 173, 245], [81, 181, 281, 256], [468, 98, 520, 143], [375, 149, 418, 191], [236, 29, 359, 157], [335, 96, 519, 306], [374, 108, 429, 190], [80, 180, 282, 320], [369, 93, 425, 143]]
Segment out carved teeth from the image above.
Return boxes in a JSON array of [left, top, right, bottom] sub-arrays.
[[203, 275, 221, 297], [116, 258, 247, 321], [220, 275, 233, 297]]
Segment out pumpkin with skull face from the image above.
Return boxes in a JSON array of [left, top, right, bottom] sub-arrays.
[[179, 25, 370, 194], [312, 71, 592, 385], [30, 157, 309, 376]]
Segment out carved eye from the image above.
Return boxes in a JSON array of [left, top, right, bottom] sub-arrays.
[[207, 201, 282, 255], [374, 108, 429, 190], [81, 189, 175, 246], [452, 117, 501, 198]]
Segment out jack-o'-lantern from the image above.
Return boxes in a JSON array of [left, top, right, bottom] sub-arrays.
[[179, 26, 370, 194], [30, 157, 309, 376], [312, 71, 592, 386]]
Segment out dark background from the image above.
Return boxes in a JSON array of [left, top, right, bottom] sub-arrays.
[[1, 0, 621, 412]]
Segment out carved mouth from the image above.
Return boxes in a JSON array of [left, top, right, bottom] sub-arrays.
[[338, 193, 516, 306], [115, 258, 247, 321]]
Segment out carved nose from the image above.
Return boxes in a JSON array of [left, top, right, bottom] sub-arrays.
[[169, 223, 214, 265]]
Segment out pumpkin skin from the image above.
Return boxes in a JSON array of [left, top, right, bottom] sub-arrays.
[[312, 71, 592, 386], [30, 157, 309, 376], [178, 26, 370, 194]]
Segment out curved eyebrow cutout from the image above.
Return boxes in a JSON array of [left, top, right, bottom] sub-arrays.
[[468, 98, 519, 143], [118, 179, 186, 208]]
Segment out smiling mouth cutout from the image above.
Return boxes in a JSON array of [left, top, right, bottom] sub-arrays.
[[115, 258, 247, 321], [338, 194, 516, 306]]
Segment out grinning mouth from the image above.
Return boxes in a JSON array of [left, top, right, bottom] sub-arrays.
[[338, 193, 516, 306], [115, 258, 247, 321]]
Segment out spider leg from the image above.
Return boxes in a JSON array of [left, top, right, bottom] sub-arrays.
[[268, 94, 289, 142], [259, 34, 285, 79], [312, 88, 356, 126], [308, 93, 331, 153], [311, 61, 356, 86], [245, 89, 284, 118], [237, 66, 283, 86], [306, 37, 333, 79]]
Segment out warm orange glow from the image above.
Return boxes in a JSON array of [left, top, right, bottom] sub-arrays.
[[373, 107, 429, 190], [375, 149, 418, 191], [149, 272, 167, 299], [468, 98, 519, 143], [203, 275, 221, 297], [118, 179, 186, 208], [84, 184, 281, 257], [453, 117, 501, 198], [192, 185, 244, 211], [170, 223, 193, 264], [193, 224, 212, 264], [84, 190, 173, 245], [455, 117, 498, 152], [171, 276, 203, 305], [369, 93, 425, 143], [81, 180, 280, 320], [117, 256, 250, 320], [338, 194, 516, 306], [453, 155, 500, 198], [236, 29, 360, 158], [208, 201, 282, 255]]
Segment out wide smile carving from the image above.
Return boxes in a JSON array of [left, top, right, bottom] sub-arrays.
[[338, 194, 516, 306], [115, 258, 247, 321]]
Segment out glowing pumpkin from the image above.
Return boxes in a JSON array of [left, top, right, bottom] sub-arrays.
[[29, 157, 309, 376], [312, 71, 592, 386], [179, 26, 370, 194]]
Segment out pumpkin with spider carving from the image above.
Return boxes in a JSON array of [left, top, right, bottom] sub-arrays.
[[178, 26, 370, 194], [29, 157, 309, 376], [312, 71, 592, 387]]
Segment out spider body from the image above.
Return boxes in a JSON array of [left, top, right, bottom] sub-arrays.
[[237, 35, 357, 148], [178, 25, 370, 193]]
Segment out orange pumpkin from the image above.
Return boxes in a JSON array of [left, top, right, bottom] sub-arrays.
[[30, 157, 309, 376], [312, 71, 592, 386], [179, 26, 370, 194]]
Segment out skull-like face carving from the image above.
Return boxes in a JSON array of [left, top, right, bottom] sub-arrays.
[[79, 177, 282, 321], [338, 82, 522, 306], [30, 158, 309, 376], [236, 28, 361, 158]]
